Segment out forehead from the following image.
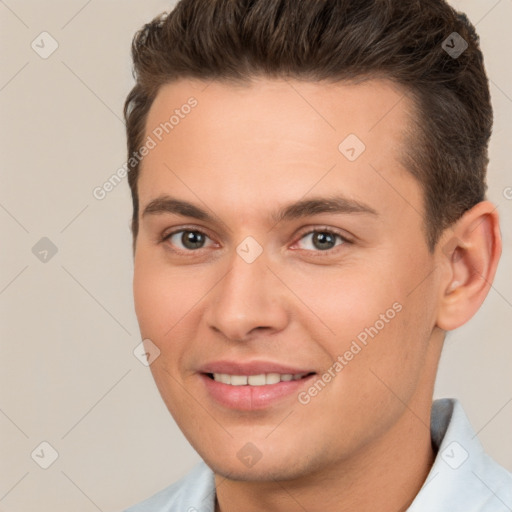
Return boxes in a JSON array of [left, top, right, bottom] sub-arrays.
[[139, 77, 421, 223]]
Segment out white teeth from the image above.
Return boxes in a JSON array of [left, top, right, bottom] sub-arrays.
[[230, 375, 248, 386], [211, 372, 309, 386], [214, 373, 231, 384], [248, 374, 266, 386], [265, 373, 281, 385]]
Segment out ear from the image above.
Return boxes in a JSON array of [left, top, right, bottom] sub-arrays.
[[436, 201, 502, 331]]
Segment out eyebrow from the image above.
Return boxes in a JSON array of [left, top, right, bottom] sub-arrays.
[[141, 194, 378, 224]]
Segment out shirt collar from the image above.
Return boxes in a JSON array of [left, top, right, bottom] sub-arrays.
[[408, 398, 511, 511]]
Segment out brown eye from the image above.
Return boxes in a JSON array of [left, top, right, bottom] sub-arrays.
[[297, 231, 345, 251], [167, 230, 211, 250], [312, 232, 337, 250]]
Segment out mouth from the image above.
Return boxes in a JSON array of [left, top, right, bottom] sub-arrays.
[[205, 372, 315, 386], [199, 364, 317, 410]]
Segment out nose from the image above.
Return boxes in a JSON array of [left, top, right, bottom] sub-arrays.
[[204, 250, 289, 342]]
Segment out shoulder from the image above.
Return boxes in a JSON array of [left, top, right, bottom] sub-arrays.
[[123, 462, 215, 512]]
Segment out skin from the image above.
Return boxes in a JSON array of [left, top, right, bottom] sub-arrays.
[[132, 78, 501, 512]]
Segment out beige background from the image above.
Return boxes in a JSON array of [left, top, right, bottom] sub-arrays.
[[0, 1, 511, 511]]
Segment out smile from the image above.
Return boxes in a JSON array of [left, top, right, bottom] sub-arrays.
[[208, 372, 311, 386], [201, 369, 316, 410]]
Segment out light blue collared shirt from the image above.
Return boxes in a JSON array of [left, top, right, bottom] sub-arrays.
[[124, 399, 512, 511]]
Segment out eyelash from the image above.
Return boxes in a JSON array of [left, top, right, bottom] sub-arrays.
[[160, 226, 351, 256]]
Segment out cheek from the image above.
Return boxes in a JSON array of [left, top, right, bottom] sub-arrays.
[[284, 261, 403, 344], [133, 249, 219, 386], [285, 257, 434, 392], [133, 254, 198, 408], [133, 255, 170, 338], [133, 248, 203, 338], [132, 241, 200, 412]]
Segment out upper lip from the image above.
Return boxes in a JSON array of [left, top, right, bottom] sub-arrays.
[[199, 360, 316, 376]]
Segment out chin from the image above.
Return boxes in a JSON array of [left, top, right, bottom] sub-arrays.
[[200, 447, 324, 483], [210, 462, 308, 482]]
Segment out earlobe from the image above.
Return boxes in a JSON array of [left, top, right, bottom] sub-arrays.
[[436, 201, 502, 331]]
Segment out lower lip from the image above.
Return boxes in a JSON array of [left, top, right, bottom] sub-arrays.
[[200, 374, 315, 410]]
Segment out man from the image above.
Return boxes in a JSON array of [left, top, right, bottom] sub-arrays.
[[123, 0, 511, 510]]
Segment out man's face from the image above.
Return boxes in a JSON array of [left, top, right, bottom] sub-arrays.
[[133, 78, 444, 480]]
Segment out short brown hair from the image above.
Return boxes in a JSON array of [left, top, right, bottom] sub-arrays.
[[124, 0, 492, 250]]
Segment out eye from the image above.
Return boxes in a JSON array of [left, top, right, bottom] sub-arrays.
[[164, 229, 215, 251], [295, 230, 346, 251]]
